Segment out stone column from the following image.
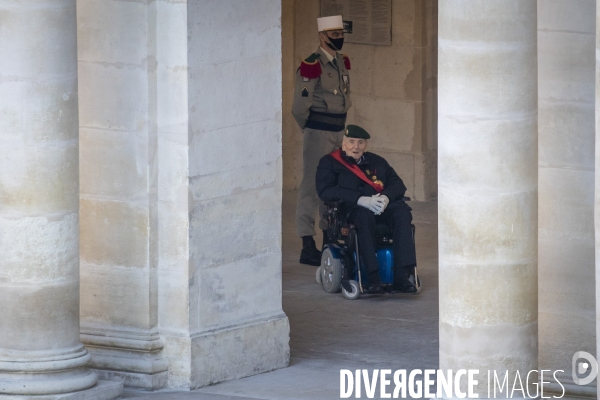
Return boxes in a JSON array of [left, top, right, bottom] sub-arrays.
[[159, 0, 290, 388], [0, 0, 99, 396], [438, 1, 538, 397], [538, 1, 596, 398], [77, 0, 167, 389], [596, 2, 600, 399]]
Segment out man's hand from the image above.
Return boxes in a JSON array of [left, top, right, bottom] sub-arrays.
[[374, 194, 390, 215], [357, 196, 386, 214]]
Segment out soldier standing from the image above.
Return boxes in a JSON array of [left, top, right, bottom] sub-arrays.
[[292, 15, 352, 266]]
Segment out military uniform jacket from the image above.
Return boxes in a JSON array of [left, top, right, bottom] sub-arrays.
[[292, 47, 352, 129], [316, 151, 407, 206]]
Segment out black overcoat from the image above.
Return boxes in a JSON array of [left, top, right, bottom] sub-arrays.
[[316, 151, 407, 206]]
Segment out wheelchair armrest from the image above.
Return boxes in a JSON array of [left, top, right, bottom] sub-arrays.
[[402, 196, 411, 201]]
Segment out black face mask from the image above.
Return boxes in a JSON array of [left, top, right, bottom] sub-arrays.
[[325, 34, 344, 51]]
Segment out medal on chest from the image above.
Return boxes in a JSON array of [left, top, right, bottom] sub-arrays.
[[365, 168, 384, 189], [371, 175, 384, 188]]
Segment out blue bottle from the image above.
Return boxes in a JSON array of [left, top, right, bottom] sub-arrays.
[[356, 247, 394, 285]]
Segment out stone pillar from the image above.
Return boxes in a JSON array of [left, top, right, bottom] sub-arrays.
[[155, 0, 193, 387], [159, 0, 290, 388], [596, 2, 600, 399], [75, 0, 289, 389], [77, 0, 167, 389], [538, 1, 596, 398], [0, 1, 118, 397], [438, 1, 538, 397]]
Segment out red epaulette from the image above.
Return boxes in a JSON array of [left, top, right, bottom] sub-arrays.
[[299, 53, 322, 79], [341, 54, 351, 70]]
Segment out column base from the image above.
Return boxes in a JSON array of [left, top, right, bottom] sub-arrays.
[[91, 369, 166, 391], [189, 313, 290, 389], [0, 347, 97, 395], [0, 380, 122, 400], [81, 328, 168, 390]]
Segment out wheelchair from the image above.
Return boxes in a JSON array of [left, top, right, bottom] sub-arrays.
[[315, 198, 421, 300]]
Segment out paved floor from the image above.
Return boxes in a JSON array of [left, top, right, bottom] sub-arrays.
[[124, 192, 439, 400]]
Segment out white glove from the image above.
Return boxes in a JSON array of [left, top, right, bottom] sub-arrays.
[[373, 194, 390, 215], [357, 195, 386, 214]]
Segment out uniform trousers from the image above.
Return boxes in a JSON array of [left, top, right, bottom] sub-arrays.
[[296, 127, 344, 237], [347, 202, 416, 279]]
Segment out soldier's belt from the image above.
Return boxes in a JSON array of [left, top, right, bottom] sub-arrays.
[[306, 110, 347, 132]]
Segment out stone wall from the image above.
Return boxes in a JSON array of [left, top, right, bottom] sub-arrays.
[[77, 0, 168, 389], [155, 0, 192, 388], [537, 0, 596, 395], [282, 0, 298, 191], [282, 0, 438, 201], [184, 0, 289, 388], [77, 0, 289, 390]]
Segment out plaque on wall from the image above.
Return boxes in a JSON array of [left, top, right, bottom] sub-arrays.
[[321, 0, 392, 46]]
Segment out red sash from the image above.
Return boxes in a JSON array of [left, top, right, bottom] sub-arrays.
[[330, 149, 384, 193]]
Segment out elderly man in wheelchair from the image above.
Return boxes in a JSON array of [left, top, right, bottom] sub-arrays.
[[315, 124, 420, 298]]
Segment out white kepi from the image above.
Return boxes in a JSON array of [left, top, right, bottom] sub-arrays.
[[317, 15, 343, 32]]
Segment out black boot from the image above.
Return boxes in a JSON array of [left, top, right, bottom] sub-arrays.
[[365, 271, 384, 294], [391, 266, 418, 293], [299, 236, 321, 266]]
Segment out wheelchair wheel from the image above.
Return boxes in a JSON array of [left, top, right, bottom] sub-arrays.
[[342, 280, 360, 300], [316, 266, 323, 285], [321, 247, 342, 293]]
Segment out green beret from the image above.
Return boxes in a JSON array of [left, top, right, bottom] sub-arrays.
[[344, 124, 370, 139]]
